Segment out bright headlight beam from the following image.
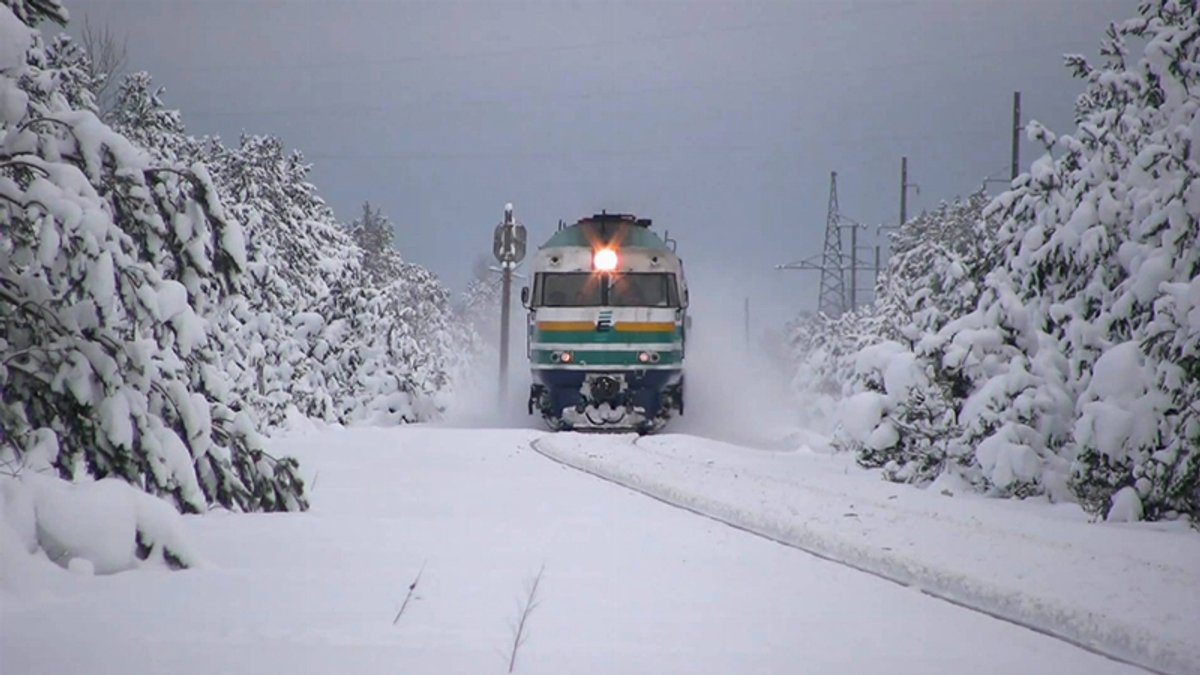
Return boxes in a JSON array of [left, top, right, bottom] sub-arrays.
[[593, 248, 618, 272]]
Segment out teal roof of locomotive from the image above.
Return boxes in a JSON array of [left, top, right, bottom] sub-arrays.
[[540, 215, 671, 251]]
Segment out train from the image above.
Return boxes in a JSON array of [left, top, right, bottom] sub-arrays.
[[521, 212, 689, 433]]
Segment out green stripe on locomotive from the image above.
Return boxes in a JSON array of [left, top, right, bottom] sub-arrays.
[[531, 328, 682, 344]]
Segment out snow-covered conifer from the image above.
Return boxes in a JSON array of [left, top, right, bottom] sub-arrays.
[[346, 201, 404, 286], [202, 135, 468, 427], [0, 4, 306, 514], [458, 255, 501, 339], [109, 72, 192, 162], [797, 0, 1200, 520], [2, 0, 67, 27], [1049, 0, 1199, 520]]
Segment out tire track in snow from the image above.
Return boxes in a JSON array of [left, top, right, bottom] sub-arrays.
[[529, 435, 1172, 675]]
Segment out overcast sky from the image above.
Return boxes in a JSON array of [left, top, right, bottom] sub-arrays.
[[62, 0, 1130, 332]]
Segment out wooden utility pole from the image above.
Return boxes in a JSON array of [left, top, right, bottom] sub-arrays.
[[743, 297, 750, 352], [1011, 91, 1022, 180], [849, 224, 858, 311], [900, 156, 919, 227]]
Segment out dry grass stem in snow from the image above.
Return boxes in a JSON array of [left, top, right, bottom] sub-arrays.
[[392, 561, 426, 625], [507, 563, 545, 673]]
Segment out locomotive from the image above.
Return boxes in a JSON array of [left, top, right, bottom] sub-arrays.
[[521, 212, 688, 432]]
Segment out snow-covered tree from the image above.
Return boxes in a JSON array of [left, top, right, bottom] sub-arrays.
[[352, 264, 469, 424], [787, 305, 893, 434], [201, 134, 361, 424], [346, 201, 404, 286], [1046, 0, 1199, 521], [2, 0, 480, 538], [800, 195, 1004, 487], [42, 33, 99, 114], [109, 72, 193, 163], [2, 0, 66, 27], [935, 0, 1200, 517], [795, 0, 1200, 521], [876, 193, 996, 339], [459, 254, 501, 339], [202, 136, 469, 427], [0, 3, 306, 513]]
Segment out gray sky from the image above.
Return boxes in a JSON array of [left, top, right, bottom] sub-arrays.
[[63, 0, 1130, 331]]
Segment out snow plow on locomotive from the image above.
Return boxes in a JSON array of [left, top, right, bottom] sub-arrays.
[[521, 213, 688, 433]]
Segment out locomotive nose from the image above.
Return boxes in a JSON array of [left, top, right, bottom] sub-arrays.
[[591, 376, 620, 403]]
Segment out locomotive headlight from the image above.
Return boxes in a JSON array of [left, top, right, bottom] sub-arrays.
[[559, 351, 574, 363], [638, 351, 660, 363], [593, 247, 619, 272]]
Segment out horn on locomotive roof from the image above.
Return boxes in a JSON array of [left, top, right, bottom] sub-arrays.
[[579, 212, 652, 228]]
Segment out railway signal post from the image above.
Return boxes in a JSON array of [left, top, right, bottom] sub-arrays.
[[493, 203, 527, 397]]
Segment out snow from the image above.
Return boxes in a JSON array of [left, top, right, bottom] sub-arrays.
[[834, 391, 887, 445], [98, 389, 135, 450], [2, 425, 1190, 674], [1088, 341, 1146, 401], [0, 74, 28, 125], [1076, 341, 1164, 464], [975, 424, 1041, 488], [1107, 487, 1144, 523], [1, 1, 1194, 671], [1, 474, 196, 576], [865, 419, 899, 451], [536, 431, 1200, 675], [84, 249, 116, 304], [156, 279, 190, 321], [0, 7, 33, 75]]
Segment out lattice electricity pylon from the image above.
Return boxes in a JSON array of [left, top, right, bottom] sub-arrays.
[[776, 171, 847, 317]]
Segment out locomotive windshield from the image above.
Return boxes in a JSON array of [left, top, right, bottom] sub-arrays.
[[535, 272, 678, 307], [608, 273, 678, 307], [539, 273, 603, 307]]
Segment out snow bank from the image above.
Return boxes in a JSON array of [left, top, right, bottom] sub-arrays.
[[533, 433, 1200, 675], [0, 473, 197, 584], [834, 391, 887, 446]]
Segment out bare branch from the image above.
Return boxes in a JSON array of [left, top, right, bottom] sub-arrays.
[[81, 15, 128, 120]]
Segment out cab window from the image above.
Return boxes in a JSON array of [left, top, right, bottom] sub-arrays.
[[537, 273, 603, 307], [608, 273, 679, 307]]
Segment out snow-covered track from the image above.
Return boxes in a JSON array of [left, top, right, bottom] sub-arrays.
[[530, 434, 1186, 675]]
